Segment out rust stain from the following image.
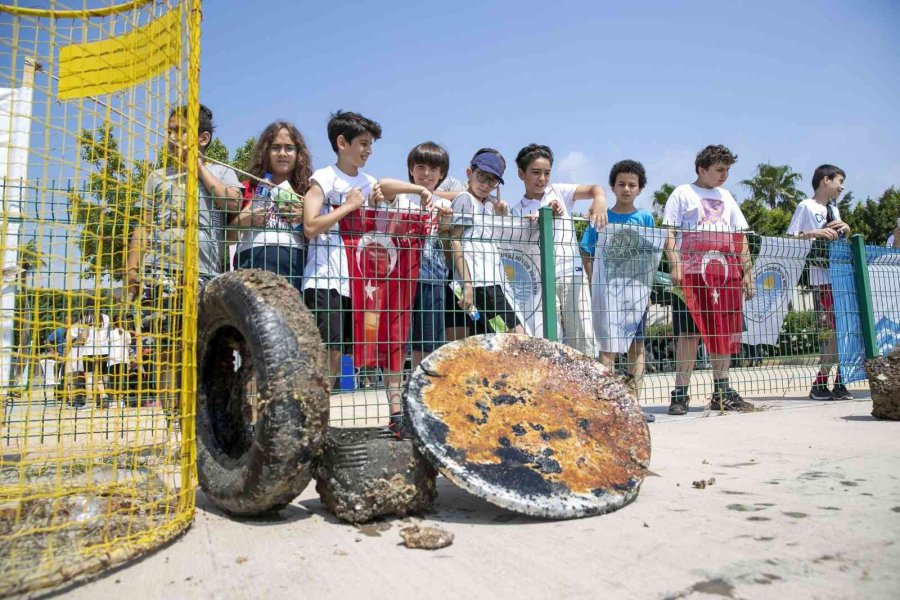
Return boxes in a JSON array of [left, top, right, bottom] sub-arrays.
[[420, 336, 650, 494]]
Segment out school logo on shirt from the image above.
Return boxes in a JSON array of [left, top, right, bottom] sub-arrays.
[[815, 212, 825, 224]]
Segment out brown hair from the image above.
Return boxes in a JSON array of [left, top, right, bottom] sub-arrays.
[[248, 121, 313, 195]]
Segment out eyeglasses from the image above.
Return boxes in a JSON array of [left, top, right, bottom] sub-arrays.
[[270, 144, 297, 154], [474, 169, 500, 188]]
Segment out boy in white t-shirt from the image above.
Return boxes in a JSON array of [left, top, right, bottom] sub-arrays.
[[509, 144, 607, 356], [786, 164, 852, 401], [302, 110, 381, 384], [663, 145, 756, 415]]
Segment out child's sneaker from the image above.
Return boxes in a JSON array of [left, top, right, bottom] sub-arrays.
[[667, 390, 690, 416], [808, 384, 834, 401], [710, 388, 755, 412], [831, 384, 854, 400], [387, 412, 409, 440]]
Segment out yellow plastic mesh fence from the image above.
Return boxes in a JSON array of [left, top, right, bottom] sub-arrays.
[[1, 1, 201, 595]]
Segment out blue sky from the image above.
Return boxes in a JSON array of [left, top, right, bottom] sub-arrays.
[[201, 0, 899, 214]]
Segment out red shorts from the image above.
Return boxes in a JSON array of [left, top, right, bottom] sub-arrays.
[[814, 285, 836, 330], [681, 272, 744, 356]]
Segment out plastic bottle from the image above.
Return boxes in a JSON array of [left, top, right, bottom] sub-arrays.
[[449, 280, 480, 322], [251, 172, 273, 211]]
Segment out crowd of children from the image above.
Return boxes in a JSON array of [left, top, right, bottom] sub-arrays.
[[117, 104, 869, 431]]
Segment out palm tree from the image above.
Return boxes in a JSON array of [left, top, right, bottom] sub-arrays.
[[740, 163, 805, 211]]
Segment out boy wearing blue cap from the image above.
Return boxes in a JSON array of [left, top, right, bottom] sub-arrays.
[[450, 149, 525, 335]]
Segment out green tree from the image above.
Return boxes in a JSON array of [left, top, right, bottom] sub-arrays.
[[232, 136, 256, 176], [69, 123, 151, 281], [843, 187, 900, 243], [740, 163, 804, 211], [740, 198, 793, 237], [651, 183, 675, 220], [205, 137, 229, 163]]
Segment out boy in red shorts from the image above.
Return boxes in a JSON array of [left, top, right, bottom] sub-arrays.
[[787, 164, 852, 400], [663, 145, 756, 415]]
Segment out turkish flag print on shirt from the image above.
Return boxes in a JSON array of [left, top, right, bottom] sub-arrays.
[[340, 203, 433, 373], [680, 197, 745, 356]]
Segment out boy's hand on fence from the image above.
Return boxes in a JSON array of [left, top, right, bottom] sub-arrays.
[[493, 199, 510, 216], [827, 220, 850, 236], [813, 227, 839, 240], [419, 188, 433, 210], [346, 187, 365, 210], [548, 199, 564, 216], [370, 183, 384, 205], [588, 206, 608, 229], [250, 208, 269, 227]]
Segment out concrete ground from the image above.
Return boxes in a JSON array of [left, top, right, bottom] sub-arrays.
[[59, 393, 900, 600]]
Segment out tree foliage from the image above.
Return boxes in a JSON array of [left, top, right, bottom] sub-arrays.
[[740, 163, 805, 211], [205, 137, 229, 163], [232, 136, 256, 176], [69, 123, 151, 281], [843, 187, 900, 244], [651, 183, 675, 220]]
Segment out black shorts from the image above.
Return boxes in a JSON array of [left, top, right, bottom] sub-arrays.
[[444, 284, 469, 330], [303, 288, 352, 350], [671, 292, 700, 337], [469, 285, 521, 335]]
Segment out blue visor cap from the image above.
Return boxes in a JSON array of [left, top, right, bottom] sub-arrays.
[[470, 153, 505, 184]]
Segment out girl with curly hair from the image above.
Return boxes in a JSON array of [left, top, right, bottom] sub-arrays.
[[232, 121, 312, 292]]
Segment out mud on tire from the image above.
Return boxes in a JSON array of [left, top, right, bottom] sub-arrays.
[[196, 269, 330, 516]]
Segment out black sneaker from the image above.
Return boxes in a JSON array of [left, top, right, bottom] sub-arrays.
[[387, 412, 410, 440], [831, 384, 854, 400], [710, 388, 755, 412], [809, 384, 835, 401], [667, 390, 690, 416]]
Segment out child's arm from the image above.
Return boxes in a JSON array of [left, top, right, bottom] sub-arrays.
[[198, 161, 242, 213], [450, 224, 475, 311], [377, 178, 433, 208], [573, 185, 608, 228], [303, 182, 364, 239], [664, 227, 681, 288], [739, 233, 755, 299]]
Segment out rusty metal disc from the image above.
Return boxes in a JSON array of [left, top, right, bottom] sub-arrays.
[[404, 334, 651, 518]]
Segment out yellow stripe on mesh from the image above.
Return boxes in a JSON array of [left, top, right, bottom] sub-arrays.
[[56, 8, 182, 99]]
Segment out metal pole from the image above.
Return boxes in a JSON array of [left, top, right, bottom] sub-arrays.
[[849, 234, 878, 359], [538, 206, 557, 342]]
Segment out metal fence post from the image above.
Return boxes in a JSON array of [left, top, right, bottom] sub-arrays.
[[849, 234, 878, 359], [538, 206, 558, 342]]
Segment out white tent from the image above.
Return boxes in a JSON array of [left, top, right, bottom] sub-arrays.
[[1, 60, 35, 395]]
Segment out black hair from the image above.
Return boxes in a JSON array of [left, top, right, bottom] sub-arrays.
[[515, 144, 554, 171], [470, 147, 506, 171], [327, 110, 382, 153], [811, 164, 846, 191], [694, 144, 737, 174], [407, 141, 449, 186], [169, 103, 215, 136], [609, 160, 647, 189]]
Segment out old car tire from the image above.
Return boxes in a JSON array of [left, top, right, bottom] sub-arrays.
[[196, 269, 330, 516]]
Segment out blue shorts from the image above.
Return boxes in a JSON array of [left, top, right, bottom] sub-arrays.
[[634, 309, 648, 341], [237, 245, 304, 293], [410, 279, 445, 353]]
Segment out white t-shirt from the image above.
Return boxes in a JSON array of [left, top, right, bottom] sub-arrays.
[[663, 184, 748, 275], [107, 328, 132, 367], [82, 313, 110, 357], [888, 234, 896, 248], [510, 183, 580, 276], [303, 165, 377, 296], [787, 198, 842, 286], [450, 191, 506, 287]]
